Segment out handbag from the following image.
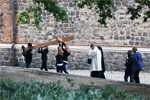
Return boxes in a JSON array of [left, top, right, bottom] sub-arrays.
[[88, 59, 91, 64]]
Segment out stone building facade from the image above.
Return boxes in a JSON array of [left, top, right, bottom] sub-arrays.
[[0, 0, 150, 72]]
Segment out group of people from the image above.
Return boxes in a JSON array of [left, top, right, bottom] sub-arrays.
[[88, 44, 143, 83], [22, 43, 143, 83], [22, 42, 70, 74], [124, 47, 143, 83]]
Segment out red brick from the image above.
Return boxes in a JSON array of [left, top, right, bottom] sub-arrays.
[[0, 1, 13, 43]]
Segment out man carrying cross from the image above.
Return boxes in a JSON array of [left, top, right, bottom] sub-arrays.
[[22, 43, 33, 68]]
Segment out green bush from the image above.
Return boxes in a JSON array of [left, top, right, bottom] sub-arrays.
[[0, 78, 146, 100]]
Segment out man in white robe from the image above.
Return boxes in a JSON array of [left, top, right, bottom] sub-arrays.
[[88, 44, 105, 78]]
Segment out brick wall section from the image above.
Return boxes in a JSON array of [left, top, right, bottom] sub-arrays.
[[15, 0, 150, 47], [0, 0, 13, 43]]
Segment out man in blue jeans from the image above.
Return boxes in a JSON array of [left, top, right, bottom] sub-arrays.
[[22, 43, 32, 68], [61, 42, 70, 74]]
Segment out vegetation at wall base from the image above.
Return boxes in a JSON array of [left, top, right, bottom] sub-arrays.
[[0, 78, 147, 100]]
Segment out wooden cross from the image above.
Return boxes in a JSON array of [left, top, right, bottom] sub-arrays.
[[23, 36, 74, 52]]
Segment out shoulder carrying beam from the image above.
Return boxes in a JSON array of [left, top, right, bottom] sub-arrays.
[[23, 36, 74, 51]]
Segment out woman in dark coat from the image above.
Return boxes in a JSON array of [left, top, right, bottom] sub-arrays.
[[124, 50, 137, 83]]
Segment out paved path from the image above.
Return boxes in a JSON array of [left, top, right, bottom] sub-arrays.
[[45, 69, 150, 85]]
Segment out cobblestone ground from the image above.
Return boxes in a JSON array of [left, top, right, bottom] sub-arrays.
[[45, 69, 150, 85]]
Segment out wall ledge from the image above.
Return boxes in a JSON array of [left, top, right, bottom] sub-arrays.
[[0, 44, 149, 53]]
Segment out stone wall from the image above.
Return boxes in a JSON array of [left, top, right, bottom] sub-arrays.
[[15, 0, 150, 47], [0, 0, 150, 72], [0, 45, 11, 66], [0, 45, 149, 72]]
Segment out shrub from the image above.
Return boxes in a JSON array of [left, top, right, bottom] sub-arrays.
[[0, 78, 146, 100]]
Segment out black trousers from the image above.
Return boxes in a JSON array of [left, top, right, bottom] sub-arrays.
[[91, 71, 105, 79], [41, 60, 48, 71], [134, 70, 140, 83], [56, 66, 62, 73]]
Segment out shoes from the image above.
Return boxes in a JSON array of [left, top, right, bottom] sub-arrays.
[[45, 69, 48, 71]]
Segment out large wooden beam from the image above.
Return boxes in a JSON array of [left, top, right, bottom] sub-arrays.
[[23, 36, 74, 51], [56, 36, 74, 42]]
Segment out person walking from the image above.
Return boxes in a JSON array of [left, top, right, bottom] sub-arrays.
[[124, 50, 137, 83], [132, 47, 143, 83], [55, 44, 63, 73], [38, 46, 49, 71], [88, 43, 103, 78], [97, 46, 106, 79], [61, 42, 70, 74], [22, 43, 33, 68]]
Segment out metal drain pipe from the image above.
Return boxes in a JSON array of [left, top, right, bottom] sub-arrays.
[[11, 0, 16, 66]]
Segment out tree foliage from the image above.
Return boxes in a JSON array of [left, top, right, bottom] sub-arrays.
[[16, 0, 68, 30], [79, 0, 116, 27], [127, 0, 150, 22], [16, 0, 150, 30]]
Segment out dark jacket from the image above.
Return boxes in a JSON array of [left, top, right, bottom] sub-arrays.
[[125, 54, 137, 73], [125, 56, 131, 73], [133, 52, 143, 70], [97, 46, 105, 71], [38, 47, 48, 60], [22, 49, 32, 62], [62, 43, 70, 63], [56, 54, 63, 65]]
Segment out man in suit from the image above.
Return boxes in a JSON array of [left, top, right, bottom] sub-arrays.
[[132, 47, 143, 83]]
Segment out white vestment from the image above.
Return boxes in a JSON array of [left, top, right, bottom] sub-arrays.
[[88, 47, 102, 71]]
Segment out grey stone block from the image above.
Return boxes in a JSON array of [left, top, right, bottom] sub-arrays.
[[20, 26, 28, 29], [114, 35, 119, 40], [129, 41, 134, 45], [47, 32, 52, 35], [4, 56, 9, 61]]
